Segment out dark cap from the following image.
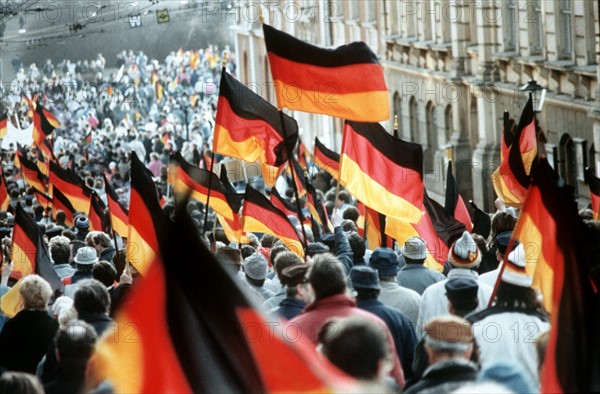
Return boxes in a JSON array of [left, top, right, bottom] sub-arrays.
[[445, 278, 478, 303], [350, 266, 381, 290], [495, 231, 512, 255], [368, 247, 399, 276], [306, 242, 330, 257], [280, 264, 309, 287]]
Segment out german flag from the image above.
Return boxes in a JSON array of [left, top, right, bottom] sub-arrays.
[[89, 203, 353, 392], [213, 71, 298, 167], [314, 137, 340, 180], [340, 121, 423, 224], [32, 104, 59, 148], [127, 152, 166, 276], [363, 207, 393, 249], [217, 212, 250, 245], [585, 167, 600, 220], [104, 175, 129, 238], [18, 154, 47, 192], [470, 201, 491, 239], [306, 180, 332, 234], [444, 161, 473, 232], [0, 117, 8, 139], [155, 81, 164, 103], [506, 158, 600, 392], [35, 151, 49, 177], [269, 187, 298, 218], [297, 141, 311, 170], [0, 170, 9, 211], [49, 161, 91, 213], [263, 23, 389, 122], [169, 153, 240, 221], [242, 186, 304, 257], [36, 136, 55, 163], [2, 204, 63, 317], [89, 192, 109, 233], [32, 187, 52, 210], [52, 187, 76, 227], [492, 96, 538, 208]]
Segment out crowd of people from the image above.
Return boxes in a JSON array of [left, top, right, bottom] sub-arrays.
[[0, 46, 595, 393]]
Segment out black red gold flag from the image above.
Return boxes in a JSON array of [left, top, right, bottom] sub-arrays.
[[49, 161, 91, 213], [263, 23, 389, 122], [313, 137, 340, 180], [104, 175, 129, 238], [444, 161, 473, 232], [52, 187, 76, 227]]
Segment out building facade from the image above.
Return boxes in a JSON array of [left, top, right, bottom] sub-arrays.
[[233, 0, 600, 211]]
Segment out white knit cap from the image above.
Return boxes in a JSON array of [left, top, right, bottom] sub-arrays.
[[448, 231, 481, 269], [501, 243, 533, 287]]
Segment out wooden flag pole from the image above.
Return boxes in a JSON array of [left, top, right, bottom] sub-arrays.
[[280, 111, 308, 252]]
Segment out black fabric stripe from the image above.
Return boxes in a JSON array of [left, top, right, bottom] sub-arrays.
[[585, 168, 600, 196], [36, 105, 56, 136], [503, 111, 514, 148], [444, 161, 458, 216], [263, 24, 379, 67], [52, 187, 76, 214], [271, 188, 298, 214], [130, 152, 169, 234], [245, 185, 295, 224], [163, 201, 265, 392], [424, 190, 465, 247], [507, 98, 536, 188], [315, 137, 340, 163], [345, 121, 423, 176]]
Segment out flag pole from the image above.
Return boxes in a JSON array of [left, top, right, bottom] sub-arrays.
[[280, 111, 308, 252], [487, 235, 518, 307]]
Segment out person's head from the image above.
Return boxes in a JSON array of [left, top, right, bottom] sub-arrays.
[[269, 244, 289, 267], [240, 245, 256, 260], [260, 234, 277, 249], [92, 261, 117, 287], [308, 253, 347, 301], [368, 247, 399, 280], [19, 275, 53, 310], [73, 278, 111, 316], [342, 206, 360, 222], [347, 232, 366, 261], [319, 317, 392, 382], [423, 315, 474, 365], [0, 372, 44, 394], [305, 242, 330, 261], [74, 246, 99, 270], [273, 251, 303, 281], [340, 219, 357, 233], [281, 263, 310, 300], [448, 231, 481, 270], [494, 231, 513, 260], [55, 320, 98, 364], [49, 235, 71, 265], [55, 210, 66, 224], [74, 215, 90, 233], [445, 278, 479, 317], [496, 244, 542, 311], [243, 253, 269, 287], [350, 266, 381, 300], [335, 191, 350, 208], [401, 236, 427, 264], [215, 246, 243, 273], [85, 231, 112, 255], [489, 212, 516, 246]]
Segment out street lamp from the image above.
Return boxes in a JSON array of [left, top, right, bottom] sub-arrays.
[[520, 79, 546, 113]]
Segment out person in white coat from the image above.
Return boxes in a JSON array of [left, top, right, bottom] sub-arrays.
[[416, 232, 493, 337], [467, 243, 550, 391]]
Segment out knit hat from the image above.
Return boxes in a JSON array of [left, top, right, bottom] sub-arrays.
[[75, 215, 90, 230], [243, 253, 268, 281], [501, 243, 532, 287], [306, 242, 330, 257], [401, 236, 427, 260], [424, 315, 473, 351], [448, 231, 481, 269], [445, 278, 479, 313], [369, 247, 399, 276], [74, 246, 99, 265], [350, 266, 381, 290], [495, 231, 512, 255]]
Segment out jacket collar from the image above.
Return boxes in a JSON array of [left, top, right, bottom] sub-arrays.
[[305, 293, 355, 312]]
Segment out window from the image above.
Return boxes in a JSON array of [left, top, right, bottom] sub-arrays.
[[425, 101, 437, 172], [409, 96, 418, 142], [528, 0, 544, 56], [502, 2, 518, 51], [393, 92, 401, 135], [558, 0, 573, 59], [559, 134, 577, 190], [444, 105, 453, 144]]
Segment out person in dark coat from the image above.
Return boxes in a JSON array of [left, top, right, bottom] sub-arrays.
[[0, 275, 58, 373], [73, 279, 114, 336], [43, 321, 97, 394], [404, 316, 477, 394], [351, 266, 418, 379], [271, 264, 309, 320], [85, 231, 116, 268]]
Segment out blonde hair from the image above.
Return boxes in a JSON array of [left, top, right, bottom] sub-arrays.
[[19, 275, 53, 310]]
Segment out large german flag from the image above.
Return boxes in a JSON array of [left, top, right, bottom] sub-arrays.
[[2, 204, 63, 317], [492, 96, 538, 208], [18, 154, 47, 192], [507, 158, 600, 392], [585, 168, 600, 220], [32, 187, 52, 210], [89, 192, 109, 233], [89, 204, 353, 392], [314, 137, 340, 180], [0, 170, 9, 211], [127, 152, 166, 276], [340, 121, 423, 223], [169, 153, 241, 221], [445, 161, 473, 232], [49, 161, 91, 213], [242, 186, 304, 257], [32, 104, 59, 148], [52, 186, 76, 227], [213, 71, 298, 166], [263, 24, 389, 122], [104, 175, 129, 238]]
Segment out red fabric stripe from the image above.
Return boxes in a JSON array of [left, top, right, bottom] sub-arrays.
[[243, 200, 299, 242], [454, 196, 473, 232], [129, 188, 160, 253]]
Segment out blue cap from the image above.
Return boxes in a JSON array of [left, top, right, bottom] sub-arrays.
[[350, 266, 381, 290], [369, 247, 399, 276]]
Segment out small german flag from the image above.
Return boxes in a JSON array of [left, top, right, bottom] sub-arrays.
[[127, 152, 166, 276], [52, 186, 76, 227], [213, 71, 298, 167], [445, 161, 473, 232], [49, 161, 92, 213], [31, 187, 52, 210], [242, 186, 304, 257], [32, 104, 59, 148], [585, 168, 600, 220], [269, 187, 299, 218], [104, 175, 129, 238], [340, 121, 423, 224], [492, 96, 538, 208], [263, 23, 389, 122], [18, 154, 48, 192], [314, 137, 340, 180]]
